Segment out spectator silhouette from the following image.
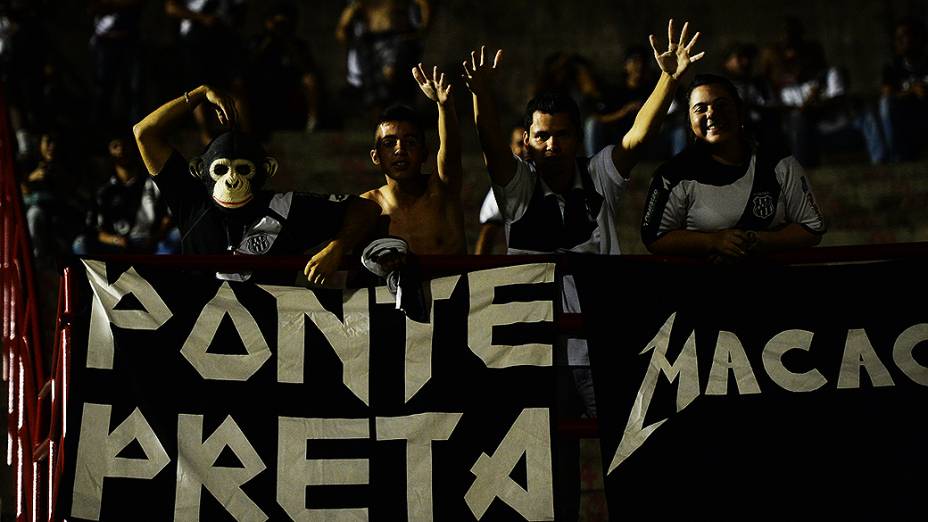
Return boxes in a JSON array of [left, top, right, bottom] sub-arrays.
[[89, 0, 144, 135], [21, 131, 87, 263], [583, 46, 658, 157], [245, 1, 323, 139], [165, 0, 249, 144], [880, 17, 928, 162], [336, 0, 430, 119], [763, 17, 885, 166], [722, 42, 782, 148], [73, 134, 170, 255]]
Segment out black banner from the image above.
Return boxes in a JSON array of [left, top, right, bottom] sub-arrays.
[[576, 258, 928, 518], [62, 260, 559, 521]]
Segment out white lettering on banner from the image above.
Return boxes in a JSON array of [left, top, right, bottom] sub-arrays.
[[181, 282, 272, 381], [705, 331, 761, 396], [375, 276, 461, 403], [262, 286, 371, 405], [893, 323, 928, 386], [376, 413, 463, 521], [71, 407, 555, 520], [608, 314, 928, 474], [71, 404, 170, 521], [71, 264, 562, 517], [608, 313, 699, 475], [277, 417, 370, 521], [762, 330, 827, 392], [174, 415, 267, 522], [838, 329, 895, 389], [83, 259, 172, 370], [467, 264, 555, 368], [464, 408, 554, 520]]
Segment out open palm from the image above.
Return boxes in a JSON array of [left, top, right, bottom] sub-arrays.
[[413, 63, 452, 104], [462, 46, 503, 97], [650, 19, 705, 80]]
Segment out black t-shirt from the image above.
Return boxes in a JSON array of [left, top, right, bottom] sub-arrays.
[[153, 151, 349, 257]]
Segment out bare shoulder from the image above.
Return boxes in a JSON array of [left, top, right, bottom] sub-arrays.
[[361, 186, 390, 211], [361, 186, 384, 201]]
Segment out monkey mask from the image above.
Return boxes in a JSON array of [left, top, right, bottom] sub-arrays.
[[188, 131, 278, 209]]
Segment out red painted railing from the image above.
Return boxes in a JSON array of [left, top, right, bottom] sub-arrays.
[[0, 85, 60, 521]]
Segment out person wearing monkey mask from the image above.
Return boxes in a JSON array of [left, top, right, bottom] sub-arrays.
[[133, 84, 380, 285]]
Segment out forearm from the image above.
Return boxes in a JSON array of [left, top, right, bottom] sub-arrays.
[[414, 0, 431, 28], [754, 224, 821, 253], [474, 223, 501, 255], [97, 230, 126, 247], [133, 85, 207, 175], [621, 72, 677, 151], [472, 92, 515, 186], [165, 0, 210, 23], [335, 3, 360, 43], [436, 99, 463, 188], [647, 229, 715, 256]]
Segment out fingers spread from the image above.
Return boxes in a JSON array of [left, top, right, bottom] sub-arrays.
[[493, 49, 503, 68], [690, 51, 706, 63], [479, 45, 486, 66], [649, 34, 660, 55], [667, 19, 674, 47], [678, 21, 689, 47], [412, 65, 425, 84], [686, 31, 701, 52]]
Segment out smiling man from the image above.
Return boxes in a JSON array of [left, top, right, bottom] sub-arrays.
[[362, 64, 466, 255]]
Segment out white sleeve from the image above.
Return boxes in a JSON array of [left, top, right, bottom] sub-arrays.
[[478, 190, 502, 224], [492, 155, 536, 224], [592, 144, 630, 186], [660, 184, 688, 233], [778, 156, 826, 234]]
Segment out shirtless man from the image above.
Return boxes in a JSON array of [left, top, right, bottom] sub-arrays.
[[362, 64, 466, 254]]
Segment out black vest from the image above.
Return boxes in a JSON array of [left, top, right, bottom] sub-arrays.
[[508, 158, 604, 252]]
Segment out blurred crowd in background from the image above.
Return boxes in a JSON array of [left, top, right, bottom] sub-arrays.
[[2, 0, 926, 262]]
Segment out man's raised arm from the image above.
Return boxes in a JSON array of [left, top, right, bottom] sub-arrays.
[[463, 46, 517, 187], [613, 20, 704, 175], [132, 85, 237, 176], [412, 63, 463, 194]]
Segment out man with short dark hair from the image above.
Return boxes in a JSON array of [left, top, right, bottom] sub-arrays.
[[464, 20, 705, 410], [464, 22, 704, 520], [362, 64, 466, 255]]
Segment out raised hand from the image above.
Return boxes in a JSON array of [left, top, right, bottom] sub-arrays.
[[649, 19, 705, 81], [462, 45, 503, 96], [203, 86, 238, 127], [412, 63, 452, 105]]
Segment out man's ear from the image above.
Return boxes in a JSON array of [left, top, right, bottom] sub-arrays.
[[263, 156, 279, 178], [188, 157, 204, 179], [522, 130, 530, 148], [370, 148, 381, 166]]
